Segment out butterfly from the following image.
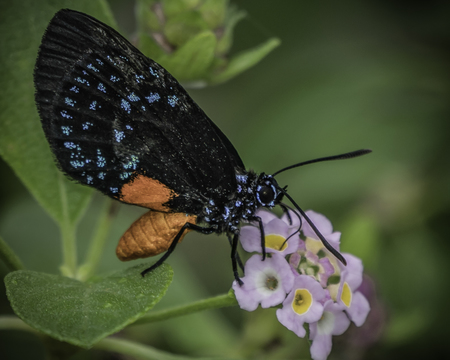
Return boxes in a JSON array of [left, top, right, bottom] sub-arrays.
[[34, 9, 371, 284]]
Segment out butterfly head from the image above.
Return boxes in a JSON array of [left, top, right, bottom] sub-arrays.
[[255, 174, 283, 208]]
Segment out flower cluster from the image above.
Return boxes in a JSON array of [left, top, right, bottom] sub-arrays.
[[232, 209, 370, 360]]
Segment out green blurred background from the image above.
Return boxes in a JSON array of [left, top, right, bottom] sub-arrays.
[[1, 0, 450, 359]]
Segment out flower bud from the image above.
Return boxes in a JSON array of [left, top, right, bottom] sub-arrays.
[[135, 0, 280, 84]]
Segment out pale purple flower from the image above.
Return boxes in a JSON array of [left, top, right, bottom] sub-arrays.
[[346, 291, 370, 327], [302, 210, 341, 255], [232, 253, 294, 311], [251, 208, 301, 230], [276, 275, 326, 337], [232, 207, 372, 360], [309, 300, 351, 360], [316, 256, 335, 287], [336, 254, 370, 326], [288, 251, 302, 269], [290, 249, 335, 287], [240, 209, 300, 255], [253, 208, 278, 224], [280, 208, 302, 230], [340, 253, 363, 287]]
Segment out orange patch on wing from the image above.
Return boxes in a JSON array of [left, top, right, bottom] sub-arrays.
[[120, 175, 177, 211], [116, 211, 197, 261]]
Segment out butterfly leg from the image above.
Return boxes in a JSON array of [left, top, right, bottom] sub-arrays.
[[249, 216, 266, 260], [230, 233, 244, 286], [227, 234, 245, 273], [278, 202, 303, 249], [279, 203, 293, 225], [141, 222, 215, 277]]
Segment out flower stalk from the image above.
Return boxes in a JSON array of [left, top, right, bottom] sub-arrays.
[[133, 291, 238, 325], [0, 235, 25, 272]]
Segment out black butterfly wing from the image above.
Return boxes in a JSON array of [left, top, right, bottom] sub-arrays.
[[34, 9, 245, 214]]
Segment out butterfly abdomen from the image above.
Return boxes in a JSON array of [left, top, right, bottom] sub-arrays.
[[117, 211, 197, 261]]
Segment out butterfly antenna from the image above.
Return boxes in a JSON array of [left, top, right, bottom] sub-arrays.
[[277, 187, 347, 265], [272, 149, 372, 177]]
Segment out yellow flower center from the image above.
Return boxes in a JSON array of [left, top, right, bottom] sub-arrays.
[[328, 283, 339, 301], [341, 282, 352, 307], [305, 237, 341, 275], [291, 289, 313, 315], [265, 234, 287, 251], [305, 237, 323, 253]]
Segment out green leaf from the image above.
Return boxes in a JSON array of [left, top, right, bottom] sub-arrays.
[[161, 31, 217, 81], [215, 7, 246, 55], [5, 263, 173, 348], [209, 37, 281, 84], [0, 0, 116, 226]]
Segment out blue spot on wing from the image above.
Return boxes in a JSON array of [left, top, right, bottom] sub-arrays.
[[61, 126, 72, 135], [119, 172, 132, 180], [97, 83, 106, 93], [121, 99, 131, 114], [61, 110, 73, 119], [114, 129, 125, 142], [167, 95, 178, 107], [75, 77, 90, 86], [64, 142, 76, 149], [127, 92, 140, 102], [149, 67, 159, 78], [123, 155, 139, 170], [70, 160, 84, 168], [87, 63, 99, 72], [82, 122, 93, 130], [65, 97, 75, 107], [135, 74, 145, 83], [145, 92, 160, 103], [97, 156, 106, 167]]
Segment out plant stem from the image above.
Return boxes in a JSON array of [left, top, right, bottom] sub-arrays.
[[94, 337, 192, 360], [133, 292, 238, 326], [58, 173, 77, 278], [77, 198, 115, 281], [59, 223, 77, 278], [94, 337, 239, 360], [0, 315, 39, 334], [0, 235, 25, 272]]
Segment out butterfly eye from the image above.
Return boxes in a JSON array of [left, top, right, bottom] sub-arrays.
[[257, 185, 276, 206]]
